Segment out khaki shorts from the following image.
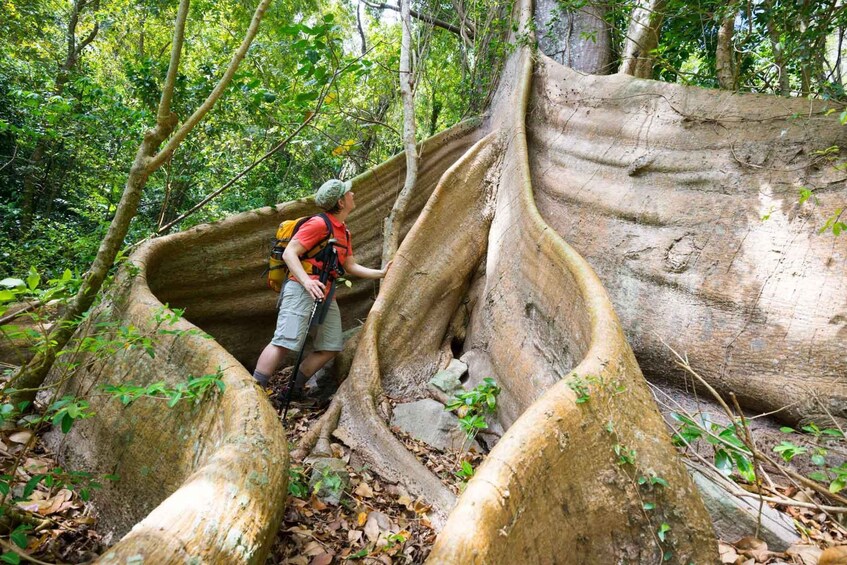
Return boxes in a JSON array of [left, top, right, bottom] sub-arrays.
[[271, 282, 343, 351]]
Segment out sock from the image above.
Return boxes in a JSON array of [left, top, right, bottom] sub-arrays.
[[252, 370, 270, 387], [293, 370, 309, 391]]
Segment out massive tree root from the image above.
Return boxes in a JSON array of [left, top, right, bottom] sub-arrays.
[[41, 0, 847, 561], [528, 56, 847, 424]]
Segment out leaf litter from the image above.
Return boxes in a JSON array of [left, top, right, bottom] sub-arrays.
[[265, 394, 484, 564]]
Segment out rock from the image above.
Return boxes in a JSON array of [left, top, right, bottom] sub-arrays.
[[306, 457, 349, 505], [688, 463, 800, 551], [391, 399, 480, 452], [429, 359, 468, 397]]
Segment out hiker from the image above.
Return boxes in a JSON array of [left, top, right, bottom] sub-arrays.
[[253, 178, 390, 402]]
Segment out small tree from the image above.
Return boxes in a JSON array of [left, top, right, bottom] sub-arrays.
[[10, 0, 274, 403]]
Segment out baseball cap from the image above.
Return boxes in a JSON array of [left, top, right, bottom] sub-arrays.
[[314, 179, 352, 210]]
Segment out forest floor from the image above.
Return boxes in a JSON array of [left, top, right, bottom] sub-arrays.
[[0, 376, 842, 564], [262, 378, 847, 565]]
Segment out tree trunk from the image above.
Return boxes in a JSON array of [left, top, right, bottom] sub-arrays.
[[36, 0, 847, 561], [381, 0, 419, 264], [765, 2, 790, 96], [715, 11, 737, 90], [618, 0, 665, 78], [11, 0, 274, 404], [535, 0, 613, 74]]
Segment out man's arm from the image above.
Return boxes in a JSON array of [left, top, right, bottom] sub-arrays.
[[343, 255, 391, 280], [283, 239, 326, 300]]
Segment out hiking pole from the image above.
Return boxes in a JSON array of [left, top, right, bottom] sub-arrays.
[[281, 240, 339, 421], [281, 296, 321, 421]]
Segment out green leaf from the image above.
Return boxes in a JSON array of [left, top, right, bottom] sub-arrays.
[[0, 290, 16, 302], [0, 278, 25, 288], [643, 502, 655, 510], [10, 527, 28, 549], [780, 426, 796, 433], [61, 412, 73, 433], [657, 522, 671, 542], [26, 268, 39, 291], [809, 471, 828, 482], [1, 551, 21, 564], [714, 449, 732, 476], [23, 474, 44, 498], [811, 454, 826, 466], [830, 476, 846, 494], [731, 452, 756, 484], [822, 429, 845, 438]]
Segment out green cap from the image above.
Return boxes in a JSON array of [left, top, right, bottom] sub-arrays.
[[314, 178, 352, 210]]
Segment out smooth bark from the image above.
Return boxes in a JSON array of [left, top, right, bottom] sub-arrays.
[[381, 0, 419, 264], [619, 0, 665, 78]]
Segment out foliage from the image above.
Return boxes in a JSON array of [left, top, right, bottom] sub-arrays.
[[445, 377, 501, 439], [0, 269, 227, 558]]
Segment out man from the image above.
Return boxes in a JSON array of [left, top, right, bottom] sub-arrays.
[[252, 178, 390, 401]]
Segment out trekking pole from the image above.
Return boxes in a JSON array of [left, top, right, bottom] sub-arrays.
[[281, 297, 321, 421], [281, 240, 339, 421]]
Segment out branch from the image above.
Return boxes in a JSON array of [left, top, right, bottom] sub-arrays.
[[149, 0, 274, 170], [0, 145, 18, 173], [155, 0, 190, 128], [362, 0, 473, 39], [75, 21, 100, 57]]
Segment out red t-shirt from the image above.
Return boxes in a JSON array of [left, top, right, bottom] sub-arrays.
[[291, 213, 352, 296]]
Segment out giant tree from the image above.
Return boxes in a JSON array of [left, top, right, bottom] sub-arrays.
[[23, 0, 847, 562]]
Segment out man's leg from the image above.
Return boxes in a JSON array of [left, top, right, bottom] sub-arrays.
[[253, 343, 289, 387], [254, 282, 310, 388], [299, 350, 339, 378]]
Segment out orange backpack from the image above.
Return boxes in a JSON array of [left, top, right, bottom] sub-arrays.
[[267, 213, 333, 292]]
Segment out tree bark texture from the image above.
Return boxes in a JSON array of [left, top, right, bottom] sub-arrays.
[[618, 0, 665, 79], [41, 0, 847, 560], [382, 0, 419, 265], [715, 11, 737, 90], [534, 0, 613, 74]]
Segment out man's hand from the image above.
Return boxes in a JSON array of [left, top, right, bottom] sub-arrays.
[[302, 278, 326, 300]]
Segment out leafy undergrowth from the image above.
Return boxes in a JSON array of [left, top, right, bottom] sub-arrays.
[[265, 391, 483, 564], [0, 425, 106, 564]]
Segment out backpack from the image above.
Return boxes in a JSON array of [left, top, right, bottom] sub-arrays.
[[267, 213, 333, 292]]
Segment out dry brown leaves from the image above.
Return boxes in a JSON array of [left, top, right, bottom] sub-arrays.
[[268, 397, 489, 564], [0, 426, 105, 563]]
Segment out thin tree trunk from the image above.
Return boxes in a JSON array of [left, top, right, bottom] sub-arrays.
[[382, 0, 418, 265], [765, 2, 789, 96], [715, 11, 737, 90], [11, 0, 274, 403], [619, 0, 665, 78], [357, 1, 367, 56]]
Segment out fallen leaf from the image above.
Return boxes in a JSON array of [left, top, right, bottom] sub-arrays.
[[8, 431, 33, 444], [302, 540, 325, 556], [308, 495, 327, 511], [719, 542, 738, 564], [786, 544, 823, 565], [357, 512, 368, 526], [347, 530, 363, 543], [309, 553, 333, 565], [355, 482, 374, 498], [734, 536, 768, 562]]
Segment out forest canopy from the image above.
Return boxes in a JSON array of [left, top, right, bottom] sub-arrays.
[[2, 0, 845, 281]]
